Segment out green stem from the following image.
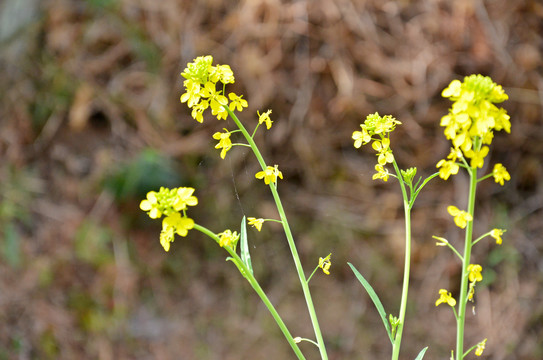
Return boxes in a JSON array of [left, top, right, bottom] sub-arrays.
[[456, 166, 478, 360], [193, 223, 307, 360], [225, 107, 328, 359], [391, 159, 412, 360]]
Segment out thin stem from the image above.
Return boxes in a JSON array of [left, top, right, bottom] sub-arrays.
[[225, 107, 328, 359], [456, 166, 478, 360], [193, 224, 307, 360], [391, 159, 412, 360]]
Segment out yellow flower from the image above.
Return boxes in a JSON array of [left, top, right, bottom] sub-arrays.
[[160, 225, 174, 252], [465, 146, 489, 168], [447, 205, 473, 229], [436, 159, 460, 180], [212, 129, 233, 159], [492, 163, 510, 186], [372, 138, 394, 165], [490, 228, 505, 245], [159, 213, 195, 251], [247, 217, 265, 231], [228, 92, 248, 112], [174, 187, 198, 211], [218, 229, 239, 248], [468, 281, 476, 301], [467, 264, 483, 283], [202, 82, 228, 119], [440, 75, 510, 169], [140, 191, 161, 219], [181, 55, 213, 84], [318, 254, 332, 275], [141, 187, 198, 219], [180, 79, 202, 108], [475, 338, 487, 356], [364, 113, 401, 135], [257, 110, 273, 129], [209, 64, 235, 84], [255, 165, 283, 185], [372, 164, 390, 182], [190, 100, 209, 123], [352, 125, 371, 148], [436, 148, 462, 180], [435, 289, 456, 307], [442, 79, 462, 98]]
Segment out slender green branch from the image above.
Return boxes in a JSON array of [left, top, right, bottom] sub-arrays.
[[225, 107, 328, 359], [472, 232, 491, 246], [409, 172, 440, 208], [307, 266, 320, 283], [193, 223, 307, 360], [391, 159, 412, 360], [456, 167, 478, 360]]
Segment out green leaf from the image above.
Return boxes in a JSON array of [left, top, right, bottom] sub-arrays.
[[414, 346, 428, 360], [348, 262, 393, 344], [240, 216, 253, 275]]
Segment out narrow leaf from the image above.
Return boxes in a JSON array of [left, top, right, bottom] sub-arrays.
[[240, 216, 253, 275], [414, 346, 428, 360], [348, 262, 393, 344]]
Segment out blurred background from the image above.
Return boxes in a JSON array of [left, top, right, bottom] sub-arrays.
[[1, 0, 542, 359]]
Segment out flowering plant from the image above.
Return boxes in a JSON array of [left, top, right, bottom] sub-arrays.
[[140, 57, 510, 359]]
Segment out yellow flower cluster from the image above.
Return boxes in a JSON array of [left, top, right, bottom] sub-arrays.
[[180, 56, 273, 160], [437, 75, 511, 177], [180, 55, 246, 123], [218, 229, 240, 248], [140, 187, 198, 251], [352, 112, 401, 181]]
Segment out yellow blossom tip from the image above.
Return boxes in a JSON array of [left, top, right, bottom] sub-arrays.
[[247, 217, 265, 232], [318, 254, 332, 275], [435, 289, 456, 307]]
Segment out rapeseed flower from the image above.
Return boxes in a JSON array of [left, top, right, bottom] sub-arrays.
[[212, 129, 233, 159], [492, 163, 510, 186], [467, 264, 483, 283], [255, 165, 283, 185], [141, 187, 197, 219], [475, 338, 487, 356], [490, 228, 505, 245], [447, 205, 473, 229], [372, 164, 390, 182], [247, 217, 265, 231], [228, 93, 248, 112], [140, 187, 198, 251], [258, 110, 273, 129], [435, 289, 456, 307], [180, 56, 244, 122], [218, 229, 240, 248], [159, 213, 195, 251], [437, 75, 510, 176], [353, 113, 400, 170], [140, 191, 162, 219], [352, 125, 371, 148], [318, 254, 332, 275]]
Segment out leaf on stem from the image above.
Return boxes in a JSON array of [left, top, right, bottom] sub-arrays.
[[240, 216, 253, 275], [414, 346, 429, 360], [348, 262, 393, 344]]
